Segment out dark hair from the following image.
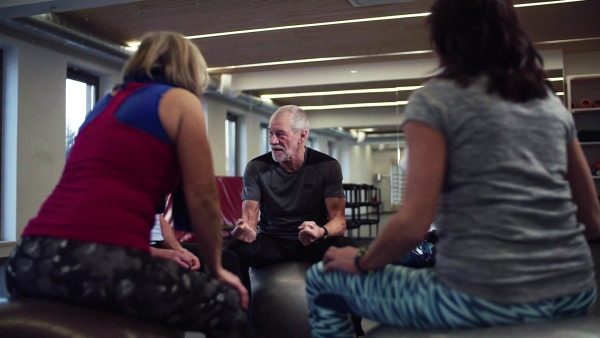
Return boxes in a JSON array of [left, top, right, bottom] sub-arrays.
[[427, 0, 552, 102]]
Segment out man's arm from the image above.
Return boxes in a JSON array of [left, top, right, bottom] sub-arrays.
[[323, 197, 347, 237], [298, 196, 347, 245], [231, 199, 260, 243]]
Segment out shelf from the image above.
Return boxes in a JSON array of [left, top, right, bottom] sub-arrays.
[[343, 183, 381, 239], [572, 108, 600, 114], [567, 74, 600, 111], [580, 142, 600, 147]]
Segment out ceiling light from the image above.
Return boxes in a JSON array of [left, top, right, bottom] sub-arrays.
[[207, 50, 432, 72], [513, 0, 585, 8], [301, 101, 408, 110], [186, 13, 430, 40], [261, 86, 423, 100], [125, 41, 141, 52], [120, 0, 587, 54], [186, 0, 583, 40], [357, 131, 366, 143], [535, 36, 600, 45]]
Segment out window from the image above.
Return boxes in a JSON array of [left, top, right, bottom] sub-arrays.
[[307, 137, 315, 149], [225, 112, 239, 176], [328, 140, 337, 158], [66, 68, 99, 157], [0, 49, 3, 236], [260, 123, 270, 154]]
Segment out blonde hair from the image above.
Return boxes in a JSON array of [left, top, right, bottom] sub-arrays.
[[122, 31, 209, 96]]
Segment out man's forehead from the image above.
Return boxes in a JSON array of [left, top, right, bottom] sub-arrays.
[[268, 115, 292, 131]]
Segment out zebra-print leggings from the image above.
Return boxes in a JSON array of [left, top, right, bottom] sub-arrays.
[[306, 262, 597, 338]]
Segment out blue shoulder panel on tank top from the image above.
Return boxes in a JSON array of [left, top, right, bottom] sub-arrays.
[[79, 84, 173, 145], [79, 93, 113, 132], [114, 84, 173, 144]]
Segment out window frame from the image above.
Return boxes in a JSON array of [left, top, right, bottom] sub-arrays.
[[225, 112, 240, 176]]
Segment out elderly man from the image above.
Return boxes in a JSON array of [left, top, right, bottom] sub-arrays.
[[227, 104, 364, 335], [226, 105, 357, 293]]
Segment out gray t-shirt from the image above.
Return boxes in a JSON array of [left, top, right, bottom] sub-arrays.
[[403, 77, 595, 303], [242, 147, 345, 240]]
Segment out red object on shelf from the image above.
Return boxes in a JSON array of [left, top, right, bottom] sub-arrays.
[[580, 98, 592, 108]]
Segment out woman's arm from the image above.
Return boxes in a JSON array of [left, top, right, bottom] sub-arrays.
[[358, 121, 446, 270], [567, 139, 600, 240], [158, 88, 248, 308], [157, 214, 185, 251], [158, 88, 224, 275], [323, 121, 446, 273]]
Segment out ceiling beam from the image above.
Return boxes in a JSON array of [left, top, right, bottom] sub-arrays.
[[0, 0, 143, 19], [227, 50, 564, 92], [308, 106, 404, 129], [228, 58, 439, 92]]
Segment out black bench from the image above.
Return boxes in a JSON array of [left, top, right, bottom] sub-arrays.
[[0, 297, 186, 338]]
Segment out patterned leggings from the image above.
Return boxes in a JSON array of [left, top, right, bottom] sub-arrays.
[[306, 262, 597, 338], [5, 236, 247, 338]]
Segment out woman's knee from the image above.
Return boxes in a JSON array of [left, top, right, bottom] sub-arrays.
[[306, 262, 326, 293]]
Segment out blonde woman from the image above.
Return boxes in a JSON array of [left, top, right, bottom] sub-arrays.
[[6, 32, 248, 337]]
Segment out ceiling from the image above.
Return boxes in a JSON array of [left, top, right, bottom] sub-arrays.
[[2, 0, 600, 146]]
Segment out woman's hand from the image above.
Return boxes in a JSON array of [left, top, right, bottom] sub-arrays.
[[321, 246, 361, 274], [216, 268, 249, 310], [170, 249, 200, 270]]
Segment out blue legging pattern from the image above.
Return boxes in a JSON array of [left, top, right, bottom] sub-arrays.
[[306, 262, 597, 338]]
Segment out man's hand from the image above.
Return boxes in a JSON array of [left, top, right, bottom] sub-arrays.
[[298, 221, 325, 246], [231, 219, 257, 243]]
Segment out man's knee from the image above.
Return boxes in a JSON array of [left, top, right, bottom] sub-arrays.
[[225, 239, 256, 256]]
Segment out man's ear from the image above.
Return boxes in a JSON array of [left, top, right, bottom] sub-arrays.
[[299, 129, 308, 144]]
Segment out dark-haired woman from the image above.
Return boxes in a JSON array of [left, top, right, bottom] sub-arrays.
[[306, 1, 599, 336]]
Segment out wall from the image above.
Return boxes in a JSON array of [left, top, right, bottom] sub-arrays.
[[371, 148, 402, 213], [202, 98, 229, 176], [564, 51, 600, 77], [0, 27, 123, 257]]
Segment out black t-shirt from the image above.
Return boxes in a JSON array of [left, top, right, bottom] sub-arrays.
[[242, 147, 345, 240]]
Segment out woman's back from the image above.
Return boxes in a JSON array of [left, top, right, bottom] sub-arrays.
[[404, 77, 595, 303], [23, 81, 180, 251]]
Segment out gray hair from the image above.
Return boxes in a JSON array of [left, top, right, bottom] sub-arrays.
[[271, 105, 309, 133]]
